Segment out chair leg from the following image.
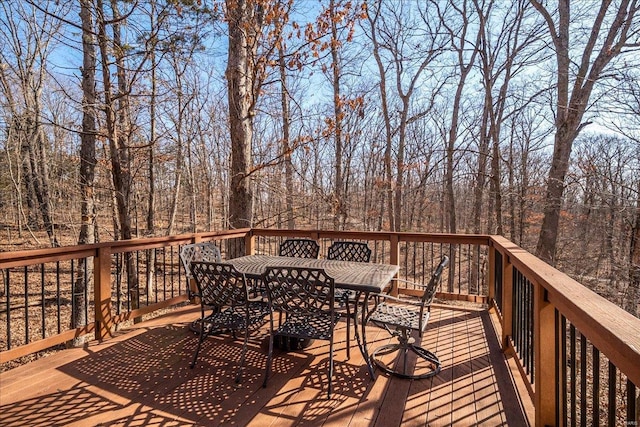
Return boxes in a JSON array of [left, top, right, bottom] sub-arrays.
[[190, 322, 206, 369], [235, 328, 250, 383], [263, 317, 275, 388], [370, 338, 441, 380], [345, 301, 351, 360], [328, 335, 334, 399]]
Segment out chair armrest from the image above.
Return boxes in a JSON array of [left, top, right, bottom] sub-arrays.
[[370, 292, 424, 308], [393, 278, 428, 288], [380, 278, 428, 295]]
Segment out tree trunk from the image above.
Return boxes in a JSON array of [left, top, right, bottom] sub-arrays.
[[490, 137, 504, 235], [517, 122, 531, 245], [367, 0, 441, 232], [73, 0, 98, 346], [536, 124, 574, 263], [367, 3, 395, 231], [226, 0, 264, 256], [278, 43, 295, 229], [166, 97, 184, 236], [627, 179, 640, 316], [507, 136, 515, 241], [0, 1, 58, 246], [19, 126, 39, 229], [97, 0, 138, 314], [29, 125, 58, 247], [473, 93, 491, 234], [147, 2, 157, 236], [442, 0, 479, 234], [329, 0, 345, 231]]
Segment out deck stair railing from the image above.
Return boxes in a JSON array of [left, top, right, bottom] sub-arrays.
[[1, 229, 638, 426]]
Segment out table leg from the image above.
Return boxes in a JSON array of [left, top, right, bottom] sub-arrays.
[[353, 291, 375, 379]]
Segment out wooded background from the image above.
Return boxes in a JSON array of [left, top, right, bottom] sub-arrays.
[[0, 0, 639, 314]]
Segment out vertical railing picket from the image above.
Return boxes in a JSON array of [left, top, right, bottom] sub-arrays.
[[56, 261, 61, 334], [608, 362, 616, 426], [4, 269, 10, 350], [40, 263, 45, 339], [23, 266, 28, 346]]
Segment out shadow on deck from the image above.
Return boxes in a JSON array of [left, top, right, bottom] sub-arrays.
[[0, 304, 532, 426]]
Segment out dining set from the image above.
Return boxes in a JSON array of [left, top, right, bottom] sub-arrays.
[[180, 238, 449, 399]]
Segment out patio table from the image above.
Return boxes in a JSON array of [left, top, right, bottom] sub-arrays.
[[225, 254, 399, 377]]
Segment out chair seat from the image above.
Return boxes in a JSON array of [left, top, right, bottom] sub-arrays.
[[247, 300, 271, 326], [203, 301, 269, 332], [189, 261, 267, 382], [335, 288, 357, 302], [276, 313, 340, 341], [368, 301, 430, 333], [262, 266, 338, 399]]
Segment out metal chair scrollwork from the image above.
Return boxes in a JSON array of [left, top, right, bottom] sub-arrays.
[[366, 256, 449, 379], [278, 238, 320, 259], [189, 261, 269, 383], [262, 266, 339, 399], [327, 241, 372, 263], [327, 241, 372, 359], [180, 242, 222, 294], [180, 242, 223, 333]]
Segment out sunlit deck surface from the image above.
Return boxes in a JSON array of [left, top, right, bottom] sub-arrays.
[[1, 303, 532, 426]]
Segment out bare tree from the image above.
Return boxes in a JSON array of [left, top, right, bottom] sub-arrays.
[[165, 38, 198, 235], [531, 0, 640, 264], [0, 1, 63, 247], [365, 0, 445, 231], [95, 0, 144, 311], [146, 1, 159, 236], [277, 40, 295, 229], [225, 0, 292, 245], [328, 0, 347, 230], [472, 0, 542, 235], [71, 0, 98, 343], [630, 175, 640, 316], [226, 0, 265, 236], [436, 0, 481, 235]]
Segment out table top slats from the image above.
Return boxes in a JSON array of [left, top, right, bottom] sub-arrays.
[[225, 255, 399, 293]]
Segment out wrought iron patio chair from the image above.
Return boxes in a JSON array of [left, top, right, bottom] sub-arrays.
[[327, 241, 372, 359], [189, 261, 269, 383], [180, 242, 223, 332], [366, 256, 449, 379], [262, 266, 339, 399], [327, 241, 372, 263], [278, 238, 320, 259], [180, 242, 222, 293]]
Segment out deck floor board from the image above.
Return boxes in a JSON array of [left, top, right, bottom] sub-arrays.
[[1, 304, 532, 426]]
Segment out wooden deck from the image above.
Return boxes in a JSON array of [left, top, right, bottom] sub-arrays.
[[0, 303, 532, 426]]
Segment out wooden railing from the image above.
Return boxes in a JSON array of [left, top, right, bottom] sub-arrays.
[[490, 235, 640, 426], [1, 229, 638, 426], [0, 229, 248, 362]]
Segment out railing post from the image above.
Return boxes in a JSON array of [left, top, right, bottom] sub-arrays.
[[501, 255, 513, 351], [488, 245, 496, 302], [245, 231, 255, 256], [94, 246, 113, 341], [390, 234, 400, 296], [534, 284, 557, 426]]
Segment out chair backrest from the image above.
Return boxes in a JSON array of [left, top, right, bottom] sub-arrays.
[[190, 262, 248, 308], [262, 267, 334, 316], [278, 238, 320, 259], [180, 242, 222, 279], [421, 256, 450, 304], [327, 241, 371, 263]]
